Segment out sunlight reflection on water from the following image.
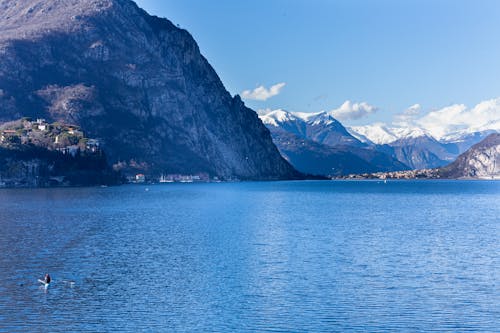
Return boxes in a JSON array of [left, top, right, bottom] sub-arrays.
[[0, 181, 499, 332]]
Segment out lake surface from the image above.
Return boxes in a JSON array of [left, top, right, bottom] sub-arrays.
[[0, 180, 499, 332]]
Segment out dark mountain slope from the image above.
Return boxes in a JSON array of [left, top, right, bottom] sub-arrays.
[[0, 0, 299, 179], [270, 129, 409, 176], [260, 110, 407, 175], [382, 135, 458, 169]]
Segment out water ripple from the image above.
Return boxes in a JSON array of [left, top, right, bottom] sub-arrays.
[[0, 181, 499, 332]]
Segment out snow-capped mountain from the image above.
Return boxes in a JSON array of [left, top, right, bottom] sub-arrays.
[[348, 97, 500, 147], [260, 102, 499, 171], [260, 109, 364, 147], [347, 122, 499, 169], [348, 124, 498, 147], [348, 124, 398, 144], [259, 109, 409, 175], [348, 124, 436, 145]]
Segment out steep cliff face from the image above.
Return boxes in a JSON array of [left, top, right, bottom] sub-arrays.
[[0, 0, 299, 179], [439, 133, 500, 179]]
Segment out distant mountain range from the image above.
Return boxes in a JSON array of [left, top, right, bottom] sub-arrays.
[[259, 109, 499, 176], [341, 133, 500, 180], [260, 110, 409, 176], [348, 124, 497, 169]]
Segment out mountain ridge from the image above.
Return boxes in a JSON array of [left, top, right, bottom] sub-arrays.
[[0, 0, 301, 180], [260, 108, 498, 170], [336, 133, 500, 180], [260, 109, 365, 147], [259, 109, 409, 175]]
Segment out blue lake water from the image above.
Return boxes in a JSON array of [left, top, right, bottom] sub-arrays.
[[0, 180, 499, 332]]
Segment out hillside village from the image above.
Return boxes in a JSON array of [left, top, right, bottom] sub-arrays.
[[0, 118, 225, 187], [0, 117, 121, 187], [0, 118, 100, 154]]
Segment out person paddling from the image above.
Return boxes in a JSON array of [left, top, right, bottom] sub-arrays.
[[38, 273, 51, 288]]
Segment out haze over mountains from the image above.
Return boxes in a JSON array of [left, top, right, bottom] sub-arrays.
[[0, 0, 300, 180]]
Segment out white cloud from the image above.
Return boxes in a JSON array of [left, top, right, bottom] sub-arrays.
[[377, 98, 500, 140], [241, 82, 286, 101], [394, 103, 422, 126], [405, 104, 422, 115], [414, 98, 500, 139], [258, 97, 500, 143], [328, 100, 378, 121]]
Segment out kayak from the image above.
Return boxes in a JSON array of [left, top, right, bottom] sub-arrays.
[[38, 279, 50, 287]]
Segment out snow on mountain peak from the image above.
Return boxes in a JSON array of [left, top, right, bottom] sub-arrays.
[[259, 109, 297, 127], [347, 124, 433, 144], [259, 109, 339, 126], [347, 124, 398, 144], [261, 97, 500, 144], [349, 97, 500, 144], [302, 111, 339, 126]]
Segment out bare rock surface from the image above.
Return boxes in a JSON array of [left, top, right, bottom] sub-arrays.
[[0, 0, 298, 179], [440, 133, 500, 179]]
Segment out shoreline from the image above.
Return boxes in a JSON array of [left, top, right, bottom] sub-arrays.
[[1, 177, 498, 189]]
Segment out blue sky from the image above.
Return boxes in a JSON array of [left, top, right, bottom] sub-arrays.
[[135, 0, 500, 125]]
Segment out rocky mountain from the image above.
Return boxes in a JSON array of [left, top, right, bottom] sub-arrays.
[[260, 109, 364, 147], [344, 133, 500, 180], [378, 135, 459, 169], [259, 110, 408, 175], [439, 133, 500, 179], [439, 130, 498, 154], [0, 0, 300, 180], [269, 129, 408, 176]]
